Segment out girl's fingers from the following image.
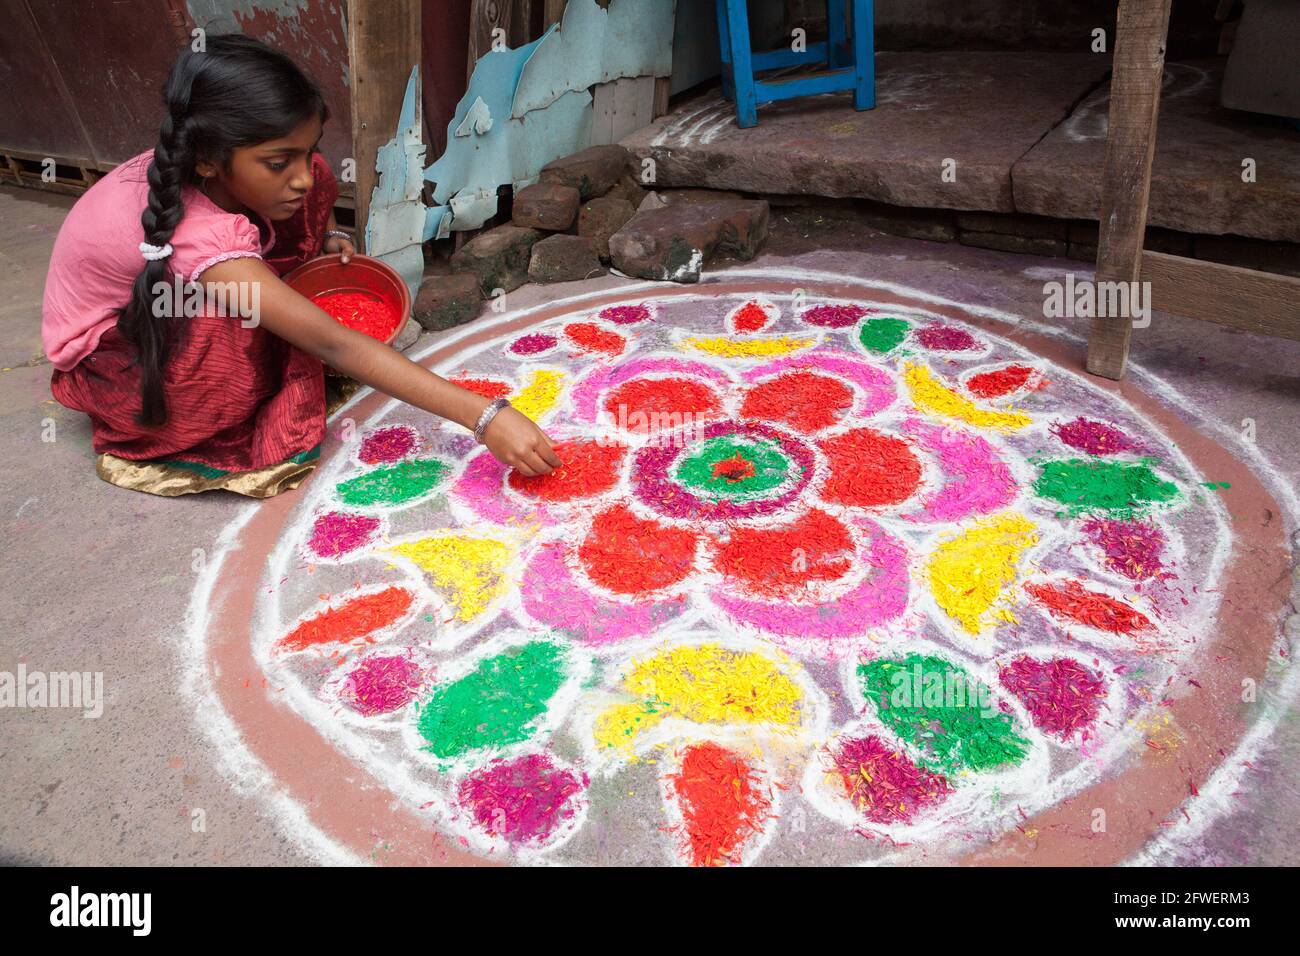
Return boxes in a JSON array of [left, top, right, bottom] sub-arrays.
[[539, 442, 563, 469], [523, 449, 553, 476], [512, 458, 538, 478]]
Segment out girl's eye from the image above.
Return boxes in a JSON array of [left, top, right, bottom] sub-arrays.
[[268, 161, 288, 172]]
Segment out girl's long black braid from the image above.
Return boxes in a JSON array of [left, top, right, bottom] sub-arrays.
[[122, 82, 198, 426], [114, 34, 329, 426]]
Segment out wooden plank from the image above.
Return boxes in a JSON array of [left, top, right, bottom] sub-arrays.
[[653, 76, 672, 117], [590, 81, 617, 146], [1086, 0, 1173, 380], [610, 75, 656, 143], [1141, 251, 1300, 340], [348, 0, 422, 255]]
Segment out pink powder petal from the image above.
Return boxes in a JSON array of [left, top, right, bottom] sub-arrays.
[[520, 540, 687, 646], [712, 522, 908, 643], [742, 350, 896, 417], [902, 417, 1017, 522]]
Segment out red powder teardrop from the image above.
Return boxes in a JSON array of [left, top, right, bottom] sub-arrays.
[[668, 742, 772, 867], [579, 504, 698, 595], [819, 428, 923, 507], [278, 586, 414, 652], [732, 301, 771, 333], [740, 370, 854, 433], [1025, 579, 1152, 633], [966, 364, 1045, 399], [565, 322, 626, 357]]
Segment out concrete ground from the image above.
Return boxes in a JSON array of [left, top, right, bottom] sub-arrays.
[[1, 182, 1297, 866]]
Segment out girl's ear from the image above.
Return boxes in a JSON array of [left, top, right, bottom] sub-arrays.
[[194, 159, 218, 179]]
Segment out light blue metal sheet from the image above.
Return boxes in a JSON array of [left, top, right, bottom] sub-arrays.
[[424, 32, 594, 232], [511, 0, 676, 118], [365, 67, 430, 301]]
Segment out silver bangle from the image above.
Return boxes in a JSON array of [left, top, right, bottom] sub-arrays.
[[324, 229, 351, 243], [472, 398, 511, 444]]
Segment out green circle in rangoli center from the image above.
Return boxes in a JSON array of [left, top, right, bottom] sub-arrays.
[[674, 435, 795, 500]]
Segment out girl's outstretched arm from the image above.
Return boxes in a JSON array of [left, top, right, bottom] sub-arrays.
[[201, 257, 563, 476]]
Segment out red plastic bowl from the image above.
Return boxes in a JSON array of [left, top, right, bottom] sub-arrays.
[[283, 253, 410, 347]]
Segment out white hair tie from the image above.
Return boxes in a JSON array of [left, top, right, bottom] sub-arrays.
[[139, 241, 174, 261]]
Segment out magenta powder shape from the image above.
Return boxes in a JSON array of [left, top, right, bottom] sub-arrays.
[[801, 303, 868, 328], [914, 324, 979, 351], [358, 425, 419, 465], [1051, 417, 1143, 456], [998, 655, 1106, 741], [509, 332, 559, 355], [827, 734, 952, 825], [600, 304, 652, 325], [340, 653, 428, 716], [632, 420, 814, 521], [458, 752, 589, 848], [307, 511, 381, 558], [1081, 517, 1168, 580]]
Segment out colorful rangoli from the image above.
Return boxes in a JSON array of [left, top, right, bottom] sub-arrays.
[[248, 289, 1238, 865]]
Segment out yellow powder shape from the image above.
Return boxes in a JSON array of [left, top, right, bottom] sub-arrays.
[[927, 512, 1038, 634], [511, 369, 565, 422], [594, 643, 804, 756], [904, 362, 1032, 430], [387, 536, 512, 621], [679, 335, 816, 358]]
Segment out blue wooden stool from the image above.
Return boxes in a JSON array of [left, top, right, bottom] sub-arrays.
[[716, 0, 875, 128]]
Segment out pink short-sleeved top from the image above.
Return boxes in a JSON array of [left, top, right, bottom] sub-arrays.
[[41, 150, 276, 371]]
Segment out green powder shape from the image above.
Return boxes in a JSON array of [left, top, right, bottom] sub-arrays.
[[858, 653, 1030, 775], [858, 317, 911, 354], [415, 641, 567, 760], [675, 436, 793, 499], [1033, 457, 1179, 517], [336, 457, 450, 506]]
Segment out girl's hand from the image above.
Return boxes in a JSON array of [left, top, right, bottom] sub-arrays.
[[481, 407, 564, 477], [323, 233, 355, 264]]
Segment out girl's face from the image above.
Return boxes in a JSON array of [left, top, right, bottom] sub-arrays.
[[195, 114, 324, 222]]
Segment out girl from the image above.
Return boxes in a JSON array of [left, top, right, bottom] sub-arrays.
[[42, 34, 559, 497]]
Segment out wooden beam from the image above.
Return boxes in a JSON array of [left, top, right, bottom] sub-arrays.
[[1086, 0, 1172, 380], [348, 0, 421, 254], [1141, 251, 1300, 340]]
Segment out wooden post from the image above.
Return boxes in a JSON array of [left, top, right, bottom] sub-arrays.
[[348, 0, 421, 254], [1086, 0, 1172, 380]]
